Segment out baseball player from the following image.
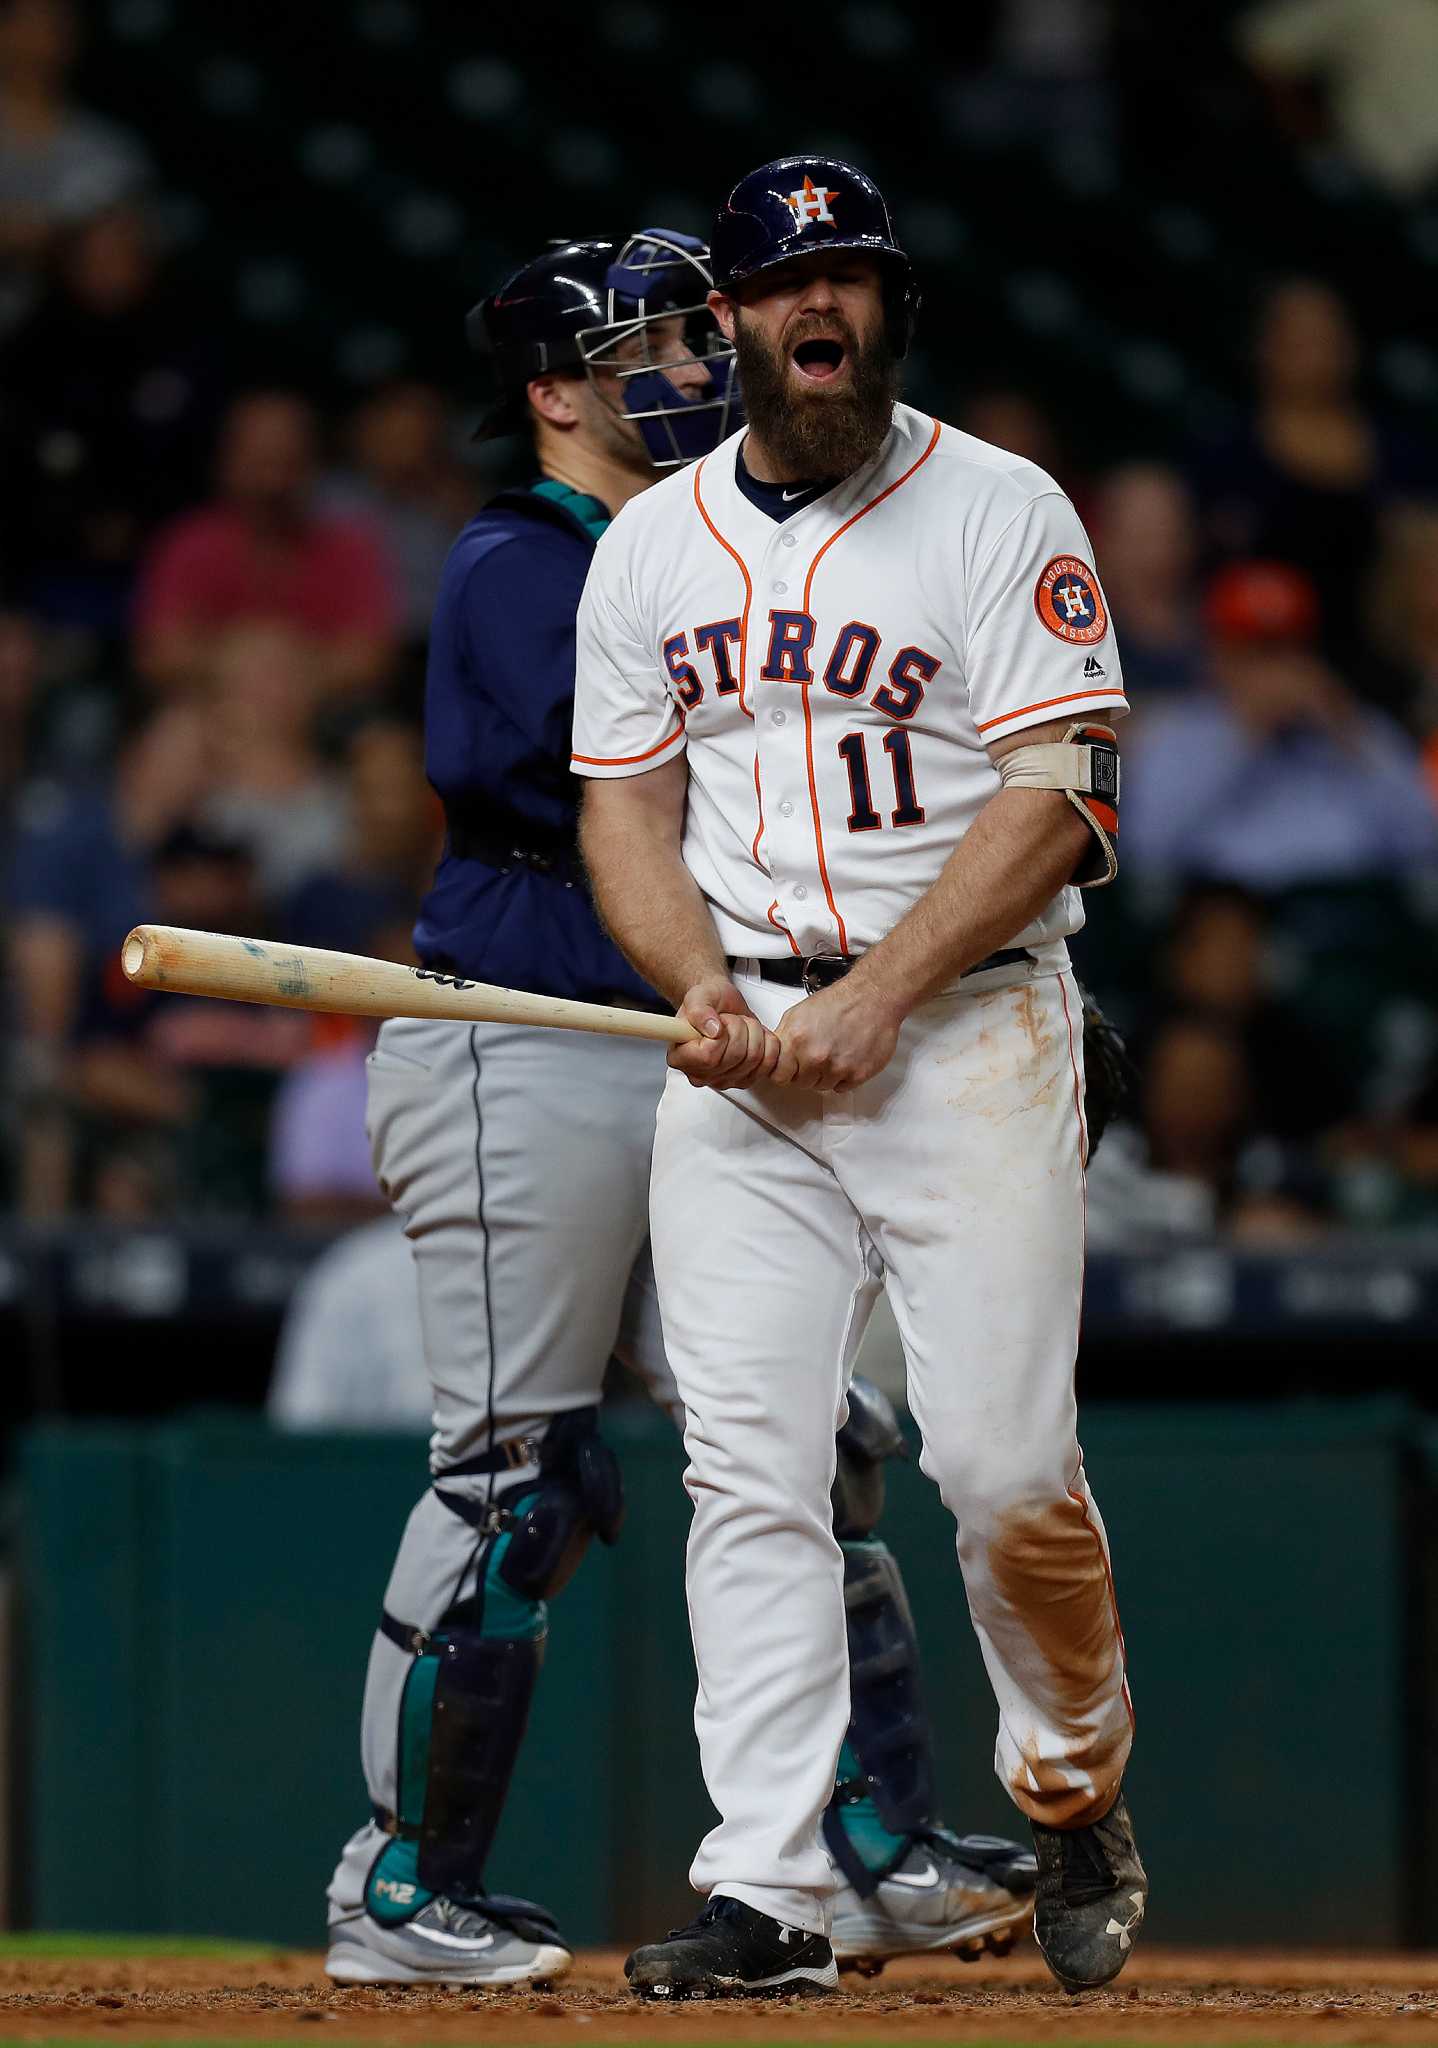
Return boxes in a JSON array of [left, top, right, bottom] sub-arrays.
[[574, 159, 1148, 2000], [322, 229, 1037, 1988]]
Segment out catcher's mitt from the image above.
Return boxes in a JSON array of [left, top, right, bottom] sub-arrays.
[[1079, 982, 1136, 1160]]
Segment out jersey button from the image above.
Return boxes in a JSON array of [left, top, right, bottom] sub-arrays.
[[782, 533, 798, 547], [773, 580, 788, 594], [771, 709, 787, 726], [779, 799, 794, 817], [794, 884, 809, 900]]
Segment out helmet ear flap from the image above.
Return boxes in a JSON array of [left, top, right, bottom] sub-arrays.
[[906, 279, 923, 347], [885, 273, 921, 359]]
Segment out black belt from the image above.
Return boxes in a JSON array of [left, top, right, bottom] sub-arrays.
[[446, 822, 582, 883], [728, 947, 1033, 995]]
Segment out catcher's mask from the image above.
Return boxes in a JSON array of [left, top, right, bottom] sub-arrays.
[[577, 229, 743, 469]]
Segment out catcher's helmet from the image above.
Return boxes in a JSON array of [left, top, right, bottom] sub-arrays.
[[467, 238, 614, 439], [468, 232, 741, 465], [711, 155, 920, 356], [577, 228, 742, 467]]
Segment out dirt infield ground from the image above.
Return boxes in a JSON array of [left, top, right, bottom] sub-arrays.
[[6, 1946, 1438, 2046]]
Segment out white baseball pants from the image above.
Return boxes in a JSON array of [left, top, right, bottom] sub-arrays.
[[649, 963, 1133, 1934]]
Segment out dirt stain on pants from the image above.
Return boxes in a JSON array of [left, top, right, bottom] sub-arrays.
[[988, 1492, 1130, 1828]]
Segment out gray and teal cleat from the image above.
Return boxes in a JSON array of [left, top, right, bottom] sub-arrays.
[[830, 1828, 1036, 1975], [325, 1892, 572, 1985]]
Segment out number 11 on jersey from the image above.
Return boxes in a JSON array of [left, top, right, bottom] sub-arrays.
[[838, 730, 926, 833]]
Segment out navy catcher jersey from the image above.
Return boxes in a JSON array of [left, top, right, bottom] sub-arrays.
[[414, 482, 655, 1004]]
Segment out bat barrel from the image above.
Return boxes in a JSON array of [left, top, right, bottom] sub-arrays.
[[120, 924, 698, 1044]]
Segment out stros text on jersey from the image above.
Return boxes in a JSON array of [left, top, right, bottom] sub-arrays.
[[572, 404, 1128, 960]]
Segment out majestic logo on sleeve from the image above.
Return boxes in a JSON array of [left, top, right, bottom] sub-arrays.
[[784, 175, 839, 227], [1034, 556, 1108, 645]]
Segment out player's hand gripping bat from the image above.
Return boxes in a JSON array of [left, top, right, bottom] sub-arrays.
[[120, 925, 701, 1046]]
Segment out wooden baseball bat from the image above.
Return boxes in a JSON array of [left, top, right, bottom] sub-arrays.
[[120, 925, 701, 1045]]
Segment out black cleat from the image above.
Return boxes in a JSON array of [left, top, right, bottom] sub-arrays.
[[1031, 1791, 1148, 1992], [625, 1896, 838, 2001]]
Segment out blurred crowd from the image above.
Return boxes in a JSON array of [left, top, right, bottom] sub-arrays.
[[3, 0, 1438, 1244]]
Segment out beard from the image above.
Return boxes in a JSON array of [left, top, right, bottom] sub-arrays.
[[732, 304, 901, 482]]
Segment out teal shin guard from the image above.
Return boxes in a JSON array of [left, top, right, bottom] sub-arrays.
[[366, 1838, 431, 1927], [367, 1528, 547, 1923], [831, 1737, 911, 1878], [826, 1538, 937, 1893]]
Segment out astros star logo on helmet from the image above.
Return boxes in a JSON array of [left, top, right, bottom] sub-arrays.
[[784, 174, 840, 227]]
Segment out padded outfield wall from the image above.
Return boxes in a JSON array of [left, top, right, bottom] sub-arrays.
[[15, 1402, 1419, 1949]]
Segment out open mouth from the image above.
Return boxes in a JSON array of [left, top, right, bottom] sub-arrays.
[[792, 337, 847, 383]]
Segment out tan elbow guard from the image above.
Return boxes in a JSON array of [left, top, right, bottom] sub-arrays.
[[996, 721, 1120, 886]]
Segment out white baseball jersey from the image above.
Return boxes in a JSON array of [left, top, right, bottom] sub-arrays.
[[572, 404, 1127, 960]]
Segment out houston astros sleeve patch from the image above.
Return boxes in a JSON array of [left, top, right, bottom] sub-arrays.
[[1034, 557, 1108, 645]]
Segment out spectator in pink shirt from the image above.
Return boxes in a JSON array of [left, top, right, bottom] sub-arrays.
[[133, 389, 400, 698]]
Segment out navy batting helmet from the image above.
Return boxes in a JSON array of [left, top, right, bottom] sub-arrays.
[[711, 155, 920, 356], [467, 238, 614, 439], [468, 232, 741, 465]]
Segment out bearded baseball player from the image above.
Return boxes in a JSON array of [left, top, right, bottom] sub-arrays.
[[322, 227, 1038, 1988], [575, 158, 1147, 2000]]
